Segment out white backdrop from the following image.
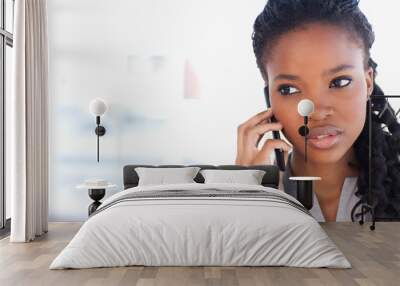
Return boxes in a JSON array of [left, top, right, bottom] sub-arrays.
[[47, 0, 400, 221]]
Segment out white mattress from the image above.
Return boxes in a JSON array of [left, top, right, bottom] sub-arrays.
[[49, 183, 351, 269]]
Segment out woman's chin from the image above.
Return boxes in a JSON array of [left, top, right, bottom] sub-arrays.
[[306, 148, 348, 164], [293, 145, 347, 164]]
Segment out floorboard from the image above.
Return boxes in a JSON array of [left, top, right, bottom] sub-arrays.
[[0, 222, 399, 286]]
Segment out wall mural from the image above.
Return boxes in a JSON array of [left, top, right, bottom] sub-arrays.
[[48, 0, 400, 221]]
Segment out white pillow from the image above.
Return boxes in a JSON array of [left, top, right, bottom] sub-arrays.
[[200, 169, 266, 185], [135, 167, 201, 186]]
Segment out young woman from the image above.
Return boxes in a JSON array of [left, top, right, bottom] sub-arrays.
[[235, 0, 400, 222]]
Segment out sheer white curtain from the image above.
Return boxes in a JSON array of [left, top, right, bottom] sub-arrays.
[[8, 0, 49, 242]]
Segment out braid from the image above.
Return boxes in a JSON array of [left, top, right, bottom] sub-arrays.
[[352, 61, 400, 220], [252, 0, 400, 219]]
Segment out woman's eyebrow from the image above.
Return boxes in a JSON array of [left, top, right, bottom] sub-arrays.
[[323, 64, 355, 76], [273, 74, 300, 82], [273, 64, 355, 82]]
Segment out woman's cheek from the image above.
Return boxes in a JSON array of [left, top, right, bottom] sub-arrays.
[[281, 123, 302, 149], [341, 90, 367, 141], [349, 103, 367, 142]]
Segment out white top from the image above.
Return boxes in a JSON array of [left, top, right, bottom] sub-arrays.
[[280, 152, 367, 222]]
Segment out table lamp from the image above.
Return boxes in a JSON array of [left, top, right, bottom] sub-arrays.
[[290, 99, 321, 210]]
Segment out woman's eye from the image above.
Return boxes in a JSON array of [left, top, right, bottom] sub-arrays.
[[330, 77, 352, 88], [277, 85, 300, 96]]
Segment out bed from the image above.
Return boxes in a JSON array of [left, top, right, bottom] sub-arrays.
[[49, 164, 351, 269]]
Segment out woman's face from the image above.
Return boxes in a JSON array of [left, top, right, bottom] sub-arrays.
[[264, 23, 374, 164]]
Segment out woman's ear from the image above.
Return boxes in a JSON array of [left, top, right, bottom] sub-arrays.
[[365, 66, 374, 98]]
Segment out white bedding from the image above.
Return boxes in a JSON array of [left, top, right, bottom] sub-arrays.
[[49, 183, 351, 269]]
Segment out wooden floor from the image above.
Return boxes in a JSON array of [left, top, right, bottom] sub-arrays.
[[0, 222, 399, 286]]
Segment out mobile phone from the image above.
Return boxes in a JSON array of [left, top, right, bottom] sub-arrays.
[[263, 86, 286, 171]]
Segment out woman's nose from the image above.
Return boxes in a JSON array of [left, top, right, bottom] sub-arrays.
[[308, 100, 334, 121]]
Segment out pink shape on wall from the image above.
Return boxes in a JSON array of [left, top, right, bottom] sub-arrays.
[[184, 59, 201, 99]]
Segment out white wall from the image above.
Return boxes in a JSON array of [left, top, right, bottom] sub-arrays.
[[47, 0, 400, 221], [359, 1, 400, 95]]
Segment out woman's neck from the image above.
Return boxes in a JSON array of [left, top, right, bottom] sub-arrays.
[[290, 147, 359, 221], [290, 147, 359, 187]]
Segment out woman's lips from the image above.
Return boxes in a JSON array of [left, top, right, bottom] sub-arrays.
[[306, 125, 344, 150], [307, 134, 341, 149]]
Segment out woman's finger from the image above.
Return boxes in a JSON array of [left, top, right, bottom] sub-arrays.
[[236, 109, 285, 166], [254, 139, 293, 164], [245, 122, 283, 147], [239, 109, 273, 132], [241, 123, 285, 164], [237, 110, 271, 163]]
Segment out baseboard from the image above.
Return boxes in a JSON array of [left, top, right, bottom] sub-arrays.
[[0, 218, 11, 239]]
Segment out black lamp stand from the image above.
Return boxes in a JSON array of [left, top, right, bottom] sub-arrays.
[[295, 116, 314, 210], [360, 95, 400, 230], [298, 116, 310, 162], [358, 97, 376, 230], [95, 115, 106, 162]]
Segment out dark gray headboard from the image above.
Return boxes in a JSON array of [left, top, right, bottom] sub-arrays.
[[123, 164, 280, 189]]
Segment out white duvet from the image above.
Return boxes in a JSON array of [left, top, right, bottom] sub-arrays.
[[50, 183, 351, 269]]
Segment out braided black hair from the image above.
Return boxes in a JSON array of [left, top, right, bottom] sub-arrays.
[[252, 0, 400, 220]]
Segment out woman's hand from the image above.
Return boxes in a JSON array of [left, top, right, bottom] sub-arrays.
[[235, 109, 293, 166]]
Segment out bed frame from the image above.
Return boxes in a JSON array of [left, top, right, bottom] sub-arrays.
[[123, 164, 280, 189]]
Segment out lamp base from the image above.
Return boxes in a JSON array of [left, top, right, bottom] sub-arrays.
[[88, 188, 106, 216], [289, 176, 321, 210], [296, 180, 313, 210], [358, 203, 376, 231]]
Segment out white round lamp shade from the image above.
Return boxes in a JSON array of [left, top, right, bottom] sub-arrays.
[[89, 98, 108, 116], [297, 99, 314, 117]]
